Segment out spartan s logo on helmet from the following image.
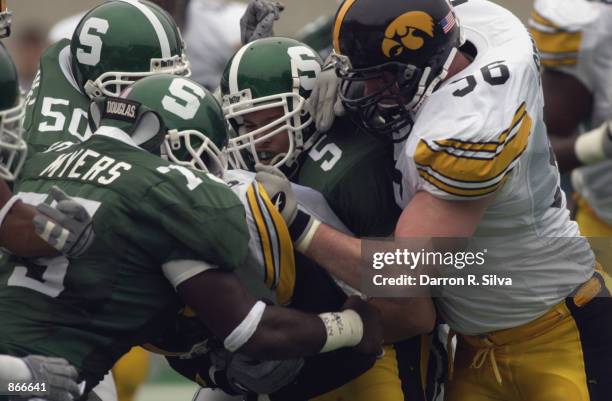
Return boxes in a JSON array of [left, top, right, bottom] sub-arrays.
[[382, 11, 434, 58], [70, 0, 190, 99], [220, 38, 323, 171]]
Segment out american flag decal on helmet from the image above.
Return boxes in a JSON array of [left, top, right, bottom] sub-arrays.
[[440, 10, 456, 34]]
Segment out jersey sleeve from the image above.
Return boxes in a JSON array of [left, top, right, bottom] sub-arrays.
[[408, 99, 534, 201], [244, 180, 296, 306], [22, 67, 42, 137], [141, 172, 250, 273], [529, 0, 601, 91]]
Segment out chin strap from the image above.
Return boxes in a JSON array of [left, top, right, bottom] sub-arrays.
[[407, 47, 459, 113], [84, 80, 104, 100], [284, 125, 321, 169]]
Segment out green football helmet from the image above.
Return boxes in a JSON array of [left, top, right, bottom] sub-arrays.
[[220, 37, 322, 170], [70, 0, 190, 100], [94, 74, 228, 175], [0, 42, 26, 181]]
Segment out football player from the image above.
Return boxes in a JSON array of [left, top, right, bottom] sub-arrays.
[[254, 0, 612, 400], [33, 73, 380, 400], [95, 73, 380, 400], [21, 2, 190, 399], [0, 38, 64, 258], [23, 0, 190, 156], [220, 37, 436, 401], [0, 4, 82, 399], [0, 74, 383, 400], [528, 0, 612, 240]]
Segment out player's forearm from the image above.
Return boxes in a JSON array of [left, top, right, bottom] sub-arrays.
[[0, 200, 57, 257], [301, 223, 363, 289], [240, 307, 328, 360], [179, 270, 364, 361]]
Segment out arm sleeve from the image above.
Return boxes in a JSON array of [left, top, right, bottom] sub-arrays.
[[162, 259, 219, 289], [22, 67, 42, 137], [244, 180, 296, 305], [529, 0, 600, 91], [140, 175, 251, 272], [410, 102, 533, 201]]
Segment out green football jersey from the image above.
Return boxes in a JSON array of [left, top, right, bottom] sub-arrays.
[[0, 130, 249, 390], [296, 117, 401, 237], [23, 39, 92, 155]]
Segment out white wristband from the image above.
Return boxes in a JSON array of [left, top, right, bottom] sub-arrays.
[[296, 218, 321, 254], [318, 309, 364, 353], [0, 195, 19, 231], [224, 301, 267, 352], [575, 122, 608, 165], [0, 355, 32, 390]]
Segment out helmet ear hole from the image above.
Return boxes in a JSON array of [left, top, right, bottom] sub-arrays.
[[132, 111, 167, 152]]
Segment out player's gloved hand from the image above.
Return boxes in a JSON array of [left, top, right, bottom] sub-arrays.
[[254, 164, 321, 252], [21, 355, 81, 401], [210, 348, 304, 395], [341, 297, 384, 358], [240, 0, 285, 44], [0, 9, 12, 38], [305, 52, 350, 133], [33, 186, 95, 258], [574, 120, 612, 165]]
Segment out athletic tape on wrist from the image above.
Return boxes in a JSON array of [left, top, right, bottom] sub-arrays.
[[575, 122, 608, 165], [0, 195, 19, 230], [224, 301, 267, 352], [288, 210, 311, 240], [318, 309, 364, 353], [289, 209, 321, 253], [296, 219, 321, 254]]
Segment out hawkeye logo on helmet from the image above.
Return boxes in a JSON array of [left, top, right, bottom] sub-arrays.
[[103, 98, 140, 123], [382, 11, 435, 58]]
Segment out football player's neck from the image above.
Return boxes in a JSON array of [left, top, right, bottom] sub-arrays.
[[445, 51, 473, 82]]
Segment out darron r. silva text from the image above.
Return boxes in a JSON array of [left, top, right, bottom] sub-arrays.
[[372, 274, 513, 287]]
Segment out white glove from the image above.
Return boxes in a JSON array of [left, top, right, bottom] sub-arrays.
[[574, 120, 612, 165], [33, 186, 95, 258], [0, 10, 11, 38], [22, 355, 81, 401], [240, 0, 285, 44], [305, 53, 350, 133], [254, 164, 320, 253]]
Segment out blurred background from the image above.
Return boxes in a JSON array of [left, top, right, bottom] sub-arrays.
[[4, 0, 533, 91], [1, 0, 534, 400]]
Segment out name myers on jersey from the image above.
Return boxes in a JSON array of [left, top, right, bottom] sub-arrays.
[[39, 148, 132, 185]]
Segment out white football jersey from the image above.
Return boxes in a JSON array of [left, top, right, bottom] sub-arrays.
[[393, 0, 594, 335], [530, 0, 612, 224], [223, 169, 352, 305]]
